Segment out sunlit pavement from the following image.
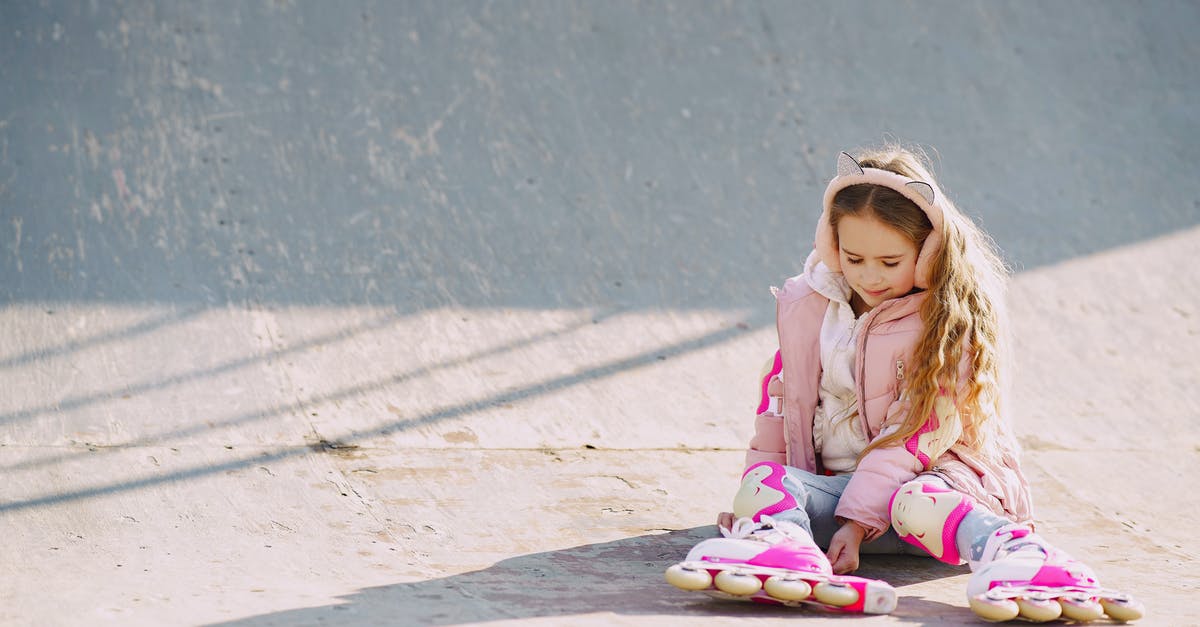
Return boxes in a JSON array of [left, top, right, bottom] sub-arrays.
[[2, 2, 1198, 625]]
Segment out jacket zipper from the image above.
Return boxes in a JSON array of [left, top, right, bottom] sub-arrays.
[[853, 304, 884, 439]]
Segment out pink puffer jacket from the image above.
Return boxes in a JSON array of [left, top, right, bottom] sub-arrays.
[[746, 265, 1035, 541]]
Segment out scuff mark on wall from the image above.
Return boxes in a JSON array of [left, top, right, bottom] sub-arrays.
[[10, 216, 22, 273]]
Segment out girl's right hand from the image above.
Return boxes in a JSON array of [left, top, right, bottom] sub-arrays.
[[826, 520, 867, 574], [716, 511, 735, 531]]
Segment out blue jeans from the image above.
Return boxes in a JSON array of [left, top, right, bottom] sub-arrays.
[[768, 466, 934, 556]]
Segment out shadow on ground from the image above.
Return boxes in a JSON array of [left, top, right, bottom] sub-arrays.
[[213, 528, 971, 626]]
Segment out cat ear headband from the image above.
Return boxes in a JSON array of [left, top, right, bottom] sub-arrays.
[[814, 151, 946, 289]]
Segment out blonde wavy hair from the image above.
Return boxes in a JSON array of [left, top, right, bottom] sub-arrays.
[[830, 145, 1014, 465]]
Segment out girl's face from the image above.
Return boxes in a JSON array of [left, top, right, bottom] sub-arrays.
[[836, 213, 919, 313]]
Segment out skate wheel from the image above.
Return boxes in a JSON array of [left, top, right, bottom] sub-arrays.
[[1016, 597, 1062, 622], [763, 576, 812, 601], [1100, 596, 1145, 623], [1059, 597, 1104, 622], [812, 581, 859, 607], [969, 594, 1019, 622], [714, 570, 762, 596], [664, 564, 712, 591]]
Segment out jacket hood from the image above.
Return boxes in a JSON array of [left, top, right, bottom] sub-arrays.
[[801, 249, 927, 325], [802, 249, 851, 305]]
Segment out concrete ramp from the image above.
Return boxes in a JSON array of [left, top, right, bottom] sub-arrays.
[[2, 2, 1198, 624]]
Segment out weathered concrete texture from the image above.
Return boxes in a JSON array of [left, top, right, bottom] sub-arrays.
[[2, 1, 1199, 626]]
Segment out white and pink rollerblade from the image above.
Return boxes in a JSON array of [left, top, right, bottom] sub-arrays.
[[666, 461, 896, 613], [891, 479, 1143, 623], [967, 525, 1144, 623], [664, 516, 897, 613]]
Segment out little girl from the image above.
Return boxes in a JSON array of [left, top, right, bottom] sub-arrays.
[[666, 147, 1144, 623]]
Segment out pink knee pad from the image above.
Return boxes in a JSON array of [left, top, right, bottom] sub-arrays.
[[889, 480, 974, 565], [732, 461, 797, 522]]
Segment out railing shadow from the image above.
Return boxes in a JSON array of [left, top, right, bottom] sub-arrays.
[[0, 310, 769, 513], [207, 527, 974, 626], [0, 305, 206, 371], [0, 306, 626, 473], [0, 309, 402, 429]]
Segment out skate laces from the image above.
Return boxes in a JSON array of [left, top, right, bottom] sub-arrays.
[[997, 529, 1052, 559], [980, 524, 1057, 566], [721, 515, 811, 544], [721, 516, 762, 539]]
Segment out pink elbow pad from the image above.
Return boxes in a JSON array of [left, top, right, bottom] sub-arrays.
[[757, 351, 784, 415]]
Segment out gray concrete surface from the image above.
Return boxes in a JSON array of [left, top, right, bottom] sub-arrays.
[[1, 1, 1198, 625]]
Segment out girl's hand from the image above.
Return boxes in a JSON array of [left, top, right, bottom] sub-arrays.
[[716, 511, 735, 532], [826, 521, 867, 574]]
